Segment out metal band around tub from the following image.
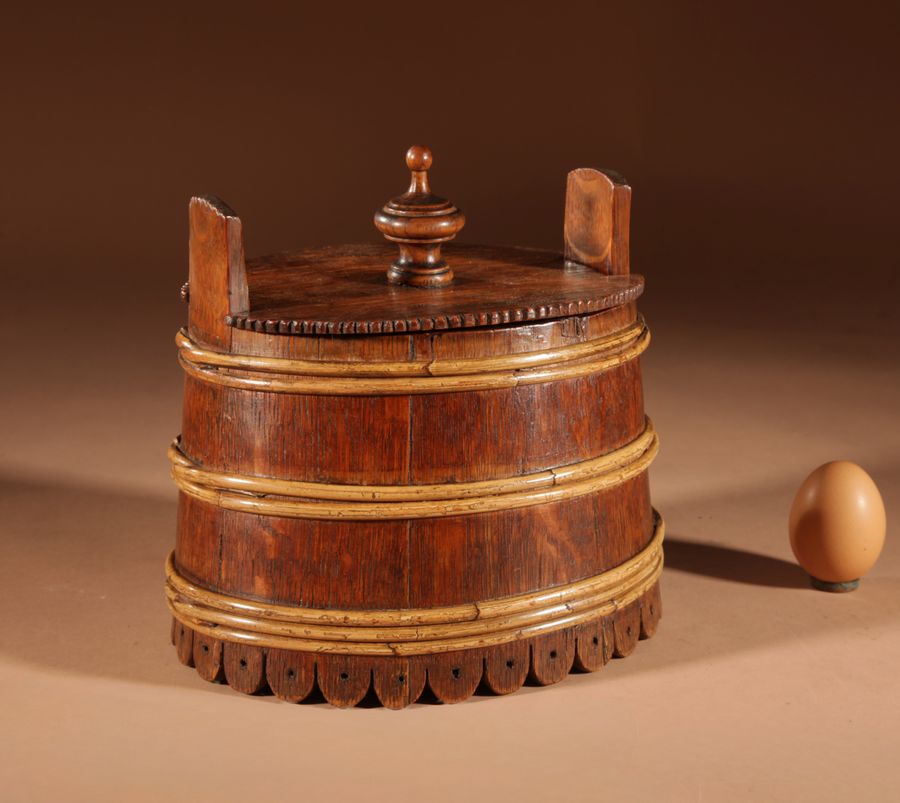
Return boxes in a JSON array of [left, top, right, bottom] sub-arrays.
[[175, 318, 650, 395], [170, 418, 658, 520], [165, 512, 663, 656]]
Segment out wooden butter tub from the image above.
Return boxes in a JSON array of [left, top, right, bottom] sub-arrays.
[[167, 148, 663, 707]]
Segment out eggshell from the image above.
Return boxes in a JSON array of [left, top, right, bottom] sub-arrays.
[[789, 461, 886, 583]]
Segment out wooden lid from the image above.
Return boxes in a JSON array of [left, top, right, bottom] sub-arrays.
[[187, 147, 639, 339], [226, 243, 643, 335]]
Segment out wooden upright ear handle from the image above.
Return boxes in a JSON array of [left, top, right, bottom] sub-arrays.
[[564, 168, 631, 275], [374, 146, 465, 288], [187, 196, 248, 350]]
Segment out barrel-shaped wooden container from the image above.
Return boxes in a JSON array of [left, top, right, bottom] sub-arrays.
[[167, 150, 662, 707]]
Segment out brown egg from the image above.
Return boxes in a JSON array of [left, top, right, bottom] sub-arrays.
[[789, 461, 886, 591]]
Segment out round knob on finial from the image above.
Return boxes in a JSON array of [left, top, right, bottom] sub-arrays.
[[374, 145, 465, 288], [406, 145, 432, 172]]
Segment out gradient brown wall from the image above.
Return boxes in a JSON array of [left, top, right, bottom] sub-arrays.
[[2, 3, 897, 335]]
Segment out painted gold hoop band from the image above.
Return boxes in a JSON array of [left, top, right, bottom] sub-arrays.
[[170, 420, 658, 520], [176, 319, 649, 395], [166, 513, 663, 656]]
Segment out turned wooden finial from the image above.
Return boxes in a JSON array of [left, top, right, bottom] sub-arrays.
[[374, 145, 465, 287]]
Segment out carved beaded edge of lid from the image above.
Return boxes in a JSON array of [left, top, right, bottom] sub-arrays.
[[226, 269, 643, 336]]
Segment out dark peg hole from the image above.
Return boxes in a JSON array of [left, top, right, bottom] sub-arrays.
[[180, 627, 185, 637], [201, 644, 209, 653], [451, 667, 461, 679], [549, 650, 558, 659], [592, 636, 599, 646], [397, 673, 406, 684], [505, 659, 515, 669], [286, 669, 296, 679], [239, 658, 247, 669], [340, 671, 350, 681], [626, 626, 633, 636]]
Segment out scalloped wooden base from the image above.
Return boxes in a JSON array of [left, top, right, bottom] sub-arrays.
[[170, 581, 661, 708]]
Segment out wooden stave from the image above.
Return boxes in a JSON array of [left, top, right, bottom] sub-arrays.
[[168, 579, 663, 707]]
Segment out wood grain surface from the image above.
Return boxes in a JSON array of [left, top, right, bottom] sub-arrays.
[[187, 196, 247, 349], [168, 582, 662, 705], [171, 166, 659, 706], [374, 145, 466, 288], [226, 244, 643, 334]]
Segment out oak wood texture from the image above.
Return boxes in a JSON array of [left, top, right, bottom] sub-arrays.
[[170, 159, 660, 706], [169, 519, 662, 630], [168, 421, 658, 520], [426, 651, 483, 704], [483, 640, 530, 695], [316, 655, 372, 708], [166, 519, 662, 655], [187, 196, 248, 349], [374, 146, 466, 288], [611, 600, 642, 658], [175, 318, 650, 394], [226, 244, 643, 335], [168, 581, 662, 705], [174, 619, 193, 667], [572, 617, 613, 672], [222, 642, 266, 694], [266, 649, 316, 703], [639, 581, 663, 639], [372, 657, 428, 710], [564, 168, 631, 275], [192, 632, 224, 682], [529, 629, 576, 686]]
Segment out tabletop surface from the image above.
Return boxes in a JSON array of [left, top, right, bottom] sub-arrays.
[[2, 281, 898, 803]]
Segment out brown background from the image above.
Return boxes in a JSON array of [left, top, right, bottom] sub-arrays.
[[4, 2, 898, 321], [1, 3, 898, 802]]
